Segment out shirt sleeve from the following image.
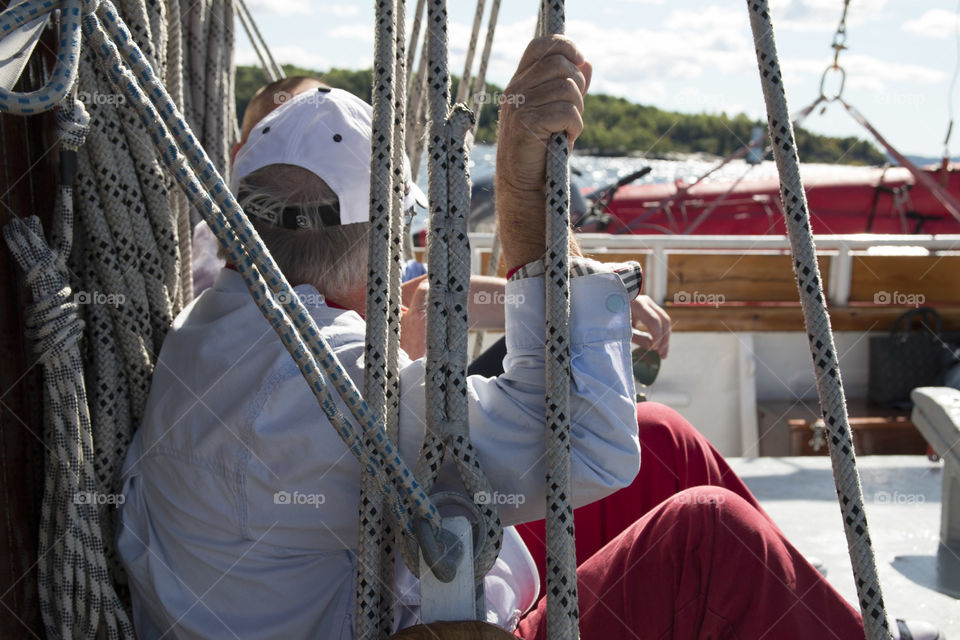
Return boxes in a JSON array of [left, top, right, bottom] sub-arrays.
[[396, 269, 641, 527], [508, 255, 643, 300]]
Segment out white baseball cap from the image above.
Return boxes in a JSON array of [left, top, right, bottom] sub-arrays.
[[230, 86, 427, 228]]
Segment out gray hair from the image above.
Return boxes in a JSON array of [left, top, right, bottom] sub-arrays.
[[228, 164, 370, 301]]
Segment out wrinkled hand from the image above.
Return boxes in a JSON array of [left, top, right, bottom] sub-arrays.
[[496, 36, 592, 270], [630, 295, 671, 359], [400, 275, 429, 360]]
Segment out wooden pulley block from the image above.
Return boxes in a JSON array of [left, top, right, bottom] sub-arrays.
[[389, 620, 519, 639]]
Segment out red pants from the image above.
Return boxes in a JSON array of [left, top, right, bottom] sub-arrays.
[[514, 403, 863, 639]]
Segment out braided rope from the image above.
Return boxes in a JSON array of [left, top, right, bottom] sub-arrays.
[[0, 0, 82, 114], [2, 1, 230, 636], [746, 3, 890, 638], [235, 0, 283, 82], [454, 0, 485, 105], [3, 99, 136, 639], [355, 0, 402, 636], [540, 2, 579, 638], [400, 0, 503, 591], [467, 0, 502, 360], [382, 0, 407, 628], [405, 21, 429, 181], [404, 0, 425, 97], [467, 0, 499, 137]]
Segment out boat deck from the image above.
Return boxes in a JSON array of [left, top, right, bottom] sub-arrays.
[[730, 455, 957, 636]]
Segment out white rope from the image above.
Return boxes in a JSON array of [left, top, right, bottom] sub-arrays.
[[467, 0, 499, 138], [454, 0, 485, 105], [355, 0, 404, 636], [0, 0, 82, 114], [235, 0, 284, 82], [405, 19, 429, 181], [405, 0, 425, 97], [235, 5, 275, 82], [467, 0, 503, 360], [746, 3, 891, 638], [3, 96, 136, 640], [401, 0, 503, 588], [384, 0, 408, 625], [540, 1, 579, 637]]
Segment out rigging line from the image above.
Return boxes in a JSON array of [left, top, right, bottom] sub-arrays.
[[748, 3, 892, 636], [943, 0, 960, 157], [830, 0, 851, 68], [234, 5, 276, 83], [235, 0, 284, 81]]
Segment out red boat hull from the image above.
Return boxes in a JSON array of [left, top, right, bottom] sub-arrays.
[[588, 165, 960, 235]]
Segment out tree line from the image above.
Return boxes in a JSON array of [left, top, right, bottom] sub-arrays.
[[236, 65, 886, 165]]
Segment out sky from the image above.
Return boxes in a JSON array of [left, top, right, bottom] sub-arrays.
[[237, 0, 960, 159]]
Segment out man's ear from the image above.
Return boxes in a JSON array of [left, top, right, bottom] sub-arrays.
[[230, 141, 243, 167]]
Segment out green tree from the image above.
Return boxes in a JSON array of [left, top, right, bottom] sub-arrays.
[[235, 65, 886, 165]]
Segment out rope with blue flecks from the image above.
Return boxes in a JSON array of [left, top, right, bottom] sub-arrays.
[[540, 1, 579, 638], [746, 2, 890, 639]]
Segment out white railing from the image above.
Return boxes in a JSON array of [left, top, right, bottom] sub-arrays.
[[468, 233, 960, 305]]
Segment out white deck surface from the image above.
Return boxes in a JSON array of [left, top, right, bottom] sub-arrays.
[[730, 456, 958, 637]]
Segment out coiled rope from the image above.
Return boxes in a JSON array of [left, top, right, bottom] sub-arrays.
[[3, 0, 230, 634], [3, 96, 137, 640], [746, 2, 891, 638]]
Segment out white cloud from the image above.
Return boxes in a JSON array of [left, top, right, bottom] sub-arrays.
[[769, 0, 888, 31], [244, 0, 310, 17], [325, 4, 359, 17], [438, 11, 759, 110], [782, 53, 945, 88], [903, 9, 960, 39], [235, 45, 327, 71], [329, 24, 374, 43]]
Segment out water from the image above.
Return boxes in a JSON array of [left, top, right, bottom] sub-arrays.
[[412, 143, 876, 230]]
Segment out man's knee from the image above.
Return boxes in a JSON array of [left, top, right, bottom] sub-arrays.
[[636, 402, 700, 448], [668, 487, 752, 521]]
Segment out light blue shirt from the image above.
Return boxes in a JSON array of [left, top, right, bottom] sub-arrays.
[[118, 267, 640, 639]]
